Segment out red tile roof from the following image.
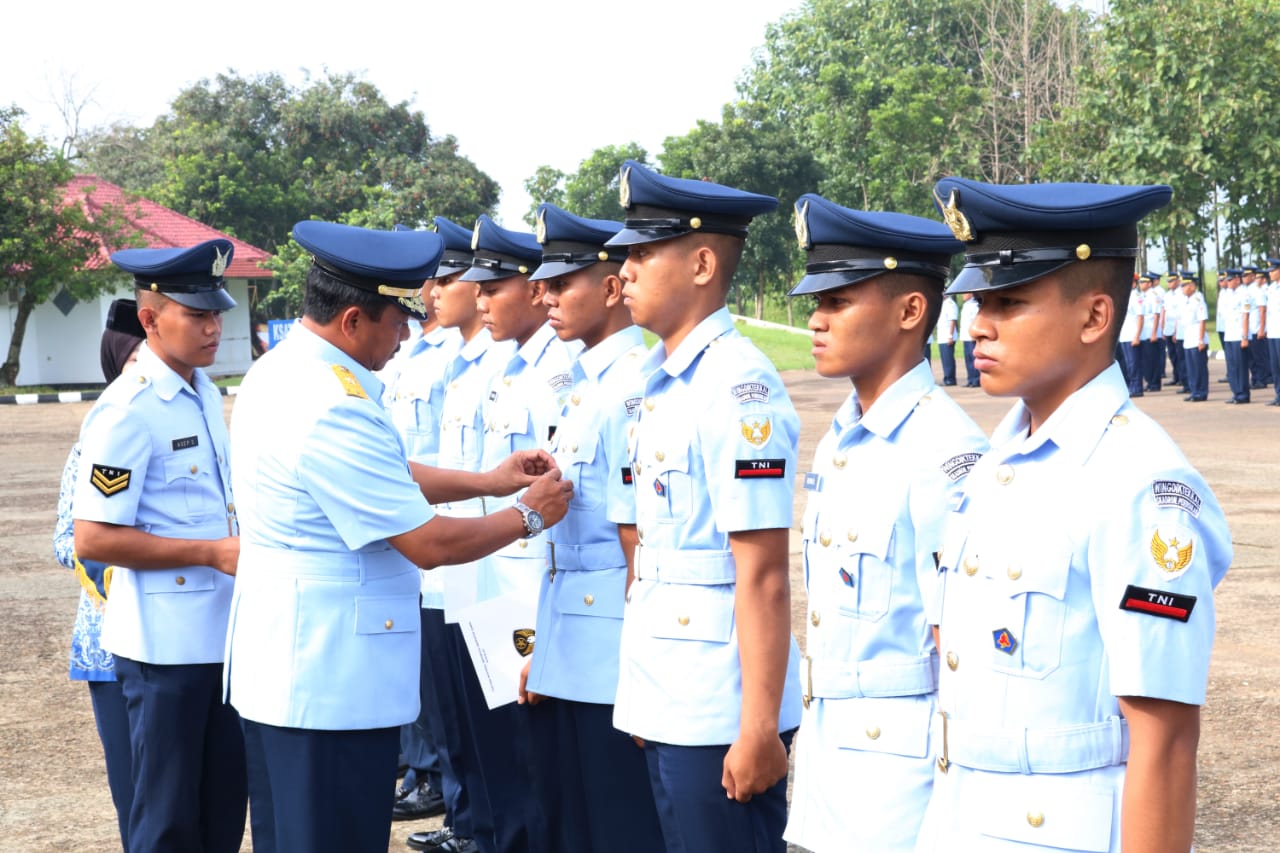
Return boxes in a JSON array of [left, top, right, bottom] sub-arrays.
[[62, 175, 274, 278]]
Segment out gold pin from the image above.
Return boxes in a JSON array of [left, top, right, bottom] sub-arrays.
[[1075, 244, 1091, 261], [1027, 812, 1045, 828], [884, 257, 898, 270], [597, 250, 610, 262], [689, 216, 702, 230], [996, 464, 1014, 485], [818, 532, 832, 547], [1007, 566, 1022, 580]]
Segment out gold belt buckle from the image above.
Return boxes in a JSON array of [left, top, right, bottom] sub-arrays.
[[802, 655, 813, 710], [937, 711, 950, 774]]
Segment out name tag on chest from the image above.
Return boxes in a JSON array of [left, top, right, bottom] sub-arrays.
[[171, 435, 199, 451]]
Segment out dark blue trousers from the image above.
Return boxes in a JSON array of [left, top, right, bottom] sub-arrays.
[[1123, 342, 1145, 395], [241, 719, 399, 853], [1250, 334, 1273, 384], [88, 678, 134, 851], [1270, 338, 1280, 401], [1143, 338, 1162, 389], [527, 699, 664, 853], [1167, 335, 1183, 385], [401, 609, 447, 796], [962, 341, 978, 386], [644, 730, 795, 853], [113, 657, 246, 853], [1184, 347, 1208, 400], [450, 622, 542, 853], [1225, 341, 1250, 401], [937, 341, 957, 385], [420, 607, 475, 836]]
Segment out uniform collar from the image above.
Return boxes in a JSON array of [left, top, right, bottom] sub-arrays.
[[837, 360, 937, 439], [990, 362, 1128, 466], [513, 322, 558, 370], [423, 324, 454, 346], [652, 307, 735, 378], [135, 341, 206, 401], [575, 325, 645, 383], [291, 323, 384, 401], [457, 326, 496, 363]]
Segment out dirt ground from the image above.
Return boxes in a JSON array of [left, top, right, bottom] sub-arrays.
[[0, 358, 1276, 852]]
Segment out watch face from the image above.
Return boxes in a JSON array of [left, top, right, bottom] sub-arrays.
[[526, 509, 545, 534]]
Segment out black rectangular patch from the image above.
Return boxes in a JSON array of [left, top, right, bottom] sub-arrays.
[[1119, 584, 1197, 622], [171, 435, 199, 451], [620, 466, 633, 485], [489, 390, 498, 401], [90, 464, 131, 497], [735, 458, 786, 479], [547, 426, 557, 442]]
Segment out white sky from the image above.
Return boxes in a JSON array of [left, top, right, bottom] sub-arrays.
[[3, 0, 802, 231]]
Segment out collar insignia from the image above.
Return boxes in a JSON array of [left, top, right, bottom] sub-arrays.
[[331, 364, 369, 400], [935, 188, 975, 242]]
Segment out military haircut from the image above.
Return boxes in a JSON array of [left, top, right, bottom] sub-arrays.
[[1053, 258, 1134, 350], [303, 264, 389, 325], [870, 272, 945, 346]]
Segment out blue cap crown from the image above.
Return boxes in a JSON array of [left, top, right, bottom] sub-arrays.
[[460, 215, 542, 283], [432, 216, 476, 276], [528, 204, 626, 282], [605, 160, 778, 247], [110, 239, 238, 311], [292, 220, 443, 320], [932, 176, 1172, 294], [789, 194, 962, 296]]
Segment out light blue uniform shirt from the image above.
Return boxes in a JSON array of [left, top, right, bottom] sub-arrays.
[[473, 322, 578, 605], [786, 362, 988, 853], [386, 325, 464, 608], [224, 324, 434, 730], [917, 364, 1232, 852], [613, 307, 803, 746], [74, 342, 235, 665], [526, 326, 647, 704]]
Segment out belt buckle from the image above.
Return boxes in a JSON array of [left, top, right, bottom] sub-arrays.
[[802, 655, 813, 710], [936, 711, 950, 774]]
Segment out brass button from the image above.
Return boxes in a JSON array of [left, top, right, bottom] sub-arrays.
[[811, 611, 821, 627], [818, 531, 832, 547], [644, 397, 655, 411], [946, 651, 958, 671], [1007, 566, 1022, 580], [846, 529, 858, 543], [517, 540, 528, 549], [634, 461, 643, 475], [571, 443, 579, 452], [583, 594, 595, 606], [384, 619, 394, 630], [654, 450, 665, 462], [175, 576, 186, 586], [1110, 414, 1129, 427], [833, 453, 847, 470], [677, 615, 690, 626], [571, 393, 581, 406], [453, 415, 462, 423], [996, 464, 1014, 485], [918, 393, 932, 405], [227, 502, 235, 513], [963, 555, 979, 576], [137, 375, 147, 384], [865, 726, 881, 740], [450, 381, 459, 390], [503, 376, 512, 386], [1027, 812, 1044, 828], [189, 464, 198, 474], [503, 421, 510, 429]]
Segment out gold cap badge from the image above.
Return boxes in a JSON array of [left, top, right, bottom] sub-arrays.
[[535, 208, 548, 244], [935, 188, 975, 242], [619, 166, 632, 208], [471, 220, 482, 250], [211, 246, 229, 277], [794, 199, 810, 249]]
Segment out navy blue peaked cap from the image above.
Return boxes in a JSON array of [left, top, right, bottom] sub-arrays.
[[110, 239, 237, 311], [460, 215, 542, 282], [1268, 257, 1280, 269], [1225, 268, 1242, 276], [529, 204, 626, 282], [293, 220, 443, 321], [605, 160, 778, 247], [432, 216, 475, 276], [789, 194, 962, 296], [932, 177, 1173, 294]]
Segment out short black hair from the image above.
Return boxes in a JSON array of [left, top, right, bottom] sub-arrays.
[[1054, 258, 1133, 349], [871, 272, 945, 346], [303, 264, 388, 325]]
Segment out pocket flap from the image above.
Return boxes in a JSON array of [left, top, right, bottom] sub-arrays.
[[832, 697, 931, 758], [355, 595, 419, 635], [557, 570, 625, 619], [1000, 544, 1071, 601], [833, 519, 894, 560], [646, 585, 734, 642], [556, 434, 599, 467], [141, 567, 215, 593], [644, 444, 690, 476], [971, 773, 1114, 851], [492, 408, 530, 439], [163, 455, 206, 483]]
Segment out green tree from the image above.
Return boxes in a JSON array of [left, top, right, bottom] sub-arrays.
[[523, 143, 650, 227], [522, 165, 567, 226], [660, 103, 820, 320], [1, 107, 140, 385]]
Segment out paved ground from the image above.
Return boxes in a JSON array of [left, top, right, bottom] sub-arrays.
[[1, 359, 1276, 851]]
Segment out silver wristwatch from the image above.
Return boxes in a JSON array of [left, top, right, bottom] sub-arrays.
[[514, 501, 545, 539]]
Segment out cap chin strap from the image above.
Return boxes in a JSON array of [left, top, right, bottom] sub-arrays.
[[964, 246, 1138, 267]]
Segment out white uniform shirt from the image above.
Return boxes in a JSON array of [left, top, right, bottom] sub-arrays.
[[74, 342, 235, 665], [1222, 287, 1248, 342], [1119, 288, 1143, 342], [935, 297, 959, 344], [1181, 291, 1209, 349], [959, 298, 979, 344]]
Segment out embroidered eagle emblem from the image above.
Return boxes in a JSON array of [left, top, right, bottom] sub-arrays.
[[1150, 530, 1194, 574], [740, 416, 772, 448]]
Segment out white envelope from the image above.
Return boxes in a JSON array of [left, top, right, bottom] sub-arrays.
[[455, 593, 539, 709]]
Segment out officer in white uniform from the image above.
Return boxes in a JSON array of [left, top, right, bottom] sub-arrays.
[[1119, 274, 1145, 396], [1142, 272, 1163, 391], [1221, 269, 1250, 403], [935, 290, 959, 385], [1267, 258, 1280, 405], [1180, 274, 1210, 402], [225, 220, 571, 853], [74, 239, 245, 853], [1161, 271, 1185, 389], [782, 195, 989, 852], [515, 203, 665, 853], [959, 292, 980, 386], [917, 177, 1232, 852], [607, 160, 802, 853]]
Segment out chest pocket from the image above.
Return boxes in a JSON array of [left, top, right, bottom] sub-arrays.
[[643, 445, 692, 524], [163, 455, 221, 518], [556, 435, 602, 511], [489, 407, 532, 453], [988, 544, 1071, 679], [141, 566, 215, 594], [823, 520, 895, 622]]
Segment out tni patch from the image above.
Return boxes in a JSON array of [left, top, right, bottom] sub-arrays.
[[90, 464, 131, 497], [1119, 584, 1197, 622], [171, 435, 199, 451], [735, 459, 786, 479], [992, 627, 1018, 654]]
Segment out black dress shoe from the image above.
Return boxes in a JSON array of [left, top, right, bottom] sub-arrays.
[[1188, 396, 1207, 402], [408, 827, 454, 851], [1225, 398, 1250, 405], [438, 838, 479, 853], [1267, 399, 1280, 406], [393, 781, 446, 820]]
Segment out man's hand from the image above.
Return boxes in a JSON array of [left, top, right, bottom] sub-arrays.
[[516, 659, 544, 706], [208, 536, 240, 576], [722, 728, 787, 803], [486, 450, 558, 496], [518, 469, 573, 528]]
